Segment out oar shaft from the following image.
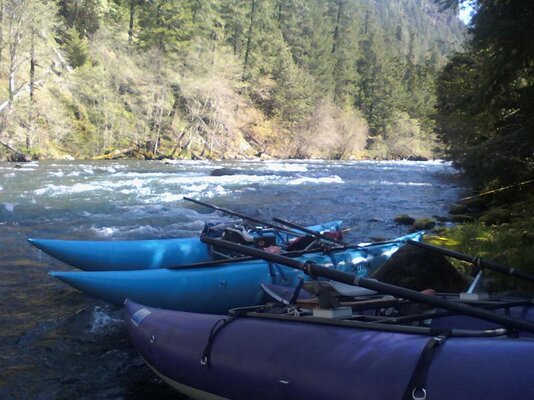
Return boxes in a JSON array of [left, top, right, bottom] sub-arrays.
[[354, 278, 534, 334], [272, 217, 349, 246], [407, 240, 534, 283], [167, 243, 363, 270], [202, 237, 534, 334], [183, 197, 298, 235]]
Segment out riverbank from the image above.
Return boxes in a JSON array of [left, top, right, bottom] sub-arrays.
[[404, 184, 534, 292], [0, 141, 436, 163]]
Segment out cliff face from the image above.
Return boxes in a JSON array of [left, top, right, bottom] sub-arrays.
[[0, 0, 465, 161]]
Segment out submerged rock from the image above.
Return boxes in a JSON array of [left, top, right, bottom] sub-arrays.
[[413, 217, 436, 230], [448, 203, 468, 215], [210, 168, 238, 176], [371, 245, 468, 292], [451, 214, 475, 223], [394, 214, 415, 225], [407, 155, 429, 161]]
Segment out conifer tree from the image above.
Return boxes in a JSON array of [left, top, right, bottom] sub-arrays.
[[137, 0, 194, 52], [435, 0, 534, 187], [58, 0, 101, 36], [219, 0, 247, 56], [306, 0, 335, 95], [64, 27, 88, 68]]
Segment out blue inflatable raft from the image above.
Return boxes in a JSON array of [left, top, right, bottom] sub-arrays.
[[49, 233, 422, 313], [29, 220, 342, 271]]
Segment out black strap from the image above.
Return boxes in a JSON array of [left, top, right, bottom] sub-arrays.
[[273, 263, 287, 283], [268, 261, 276, 283], [200, 317, 237, 368], [288, 278, 304, 304], [402, 330, 451, 400]]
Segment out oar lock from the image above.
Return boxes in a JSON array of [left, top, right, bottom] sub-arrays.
[[303, 260, 317, 278]]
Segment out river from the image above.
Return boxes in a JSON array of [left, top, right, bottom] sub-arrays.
[[0, 159, 464, 399]]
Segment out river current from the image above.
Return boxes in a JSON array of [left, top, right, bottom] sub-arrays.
[[0, 159, 464, 399]]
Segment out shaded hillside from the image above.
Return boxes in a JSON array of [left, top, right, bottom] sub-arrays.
[[0, 0, 464, 160]]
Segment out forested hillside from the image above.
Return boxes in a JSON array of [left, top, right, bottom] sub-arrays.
[[0, 0, 464, 161]]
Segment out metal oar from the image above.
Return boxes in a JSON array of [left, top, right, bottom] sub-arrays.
[[407, 239, 534, 283], [165, 242, 367, 270], [272, 217, 349, 247], [201, 236, 534, 335], [183, 197, 301, 236]]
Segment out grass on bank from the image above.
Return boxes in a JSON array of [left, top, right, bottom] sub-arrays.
[[429, 193, 534, 293]]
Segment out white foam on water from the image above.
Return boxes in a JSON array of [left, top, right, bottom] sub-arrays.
[[113, 171, 175, 178], [95, 166, 117, 173], [34, 182, 110, 196], [182, 183, 210, 193], [145, 192, 184, 204], [370, 180, 432, 187], [168, 220, 209, 231], [34, 177, 154, 197], [119, 187, 152, 196], [90, 306, 122, 333], [48, 170, 65, 177], [121, 224, 163, 237], [145, 185, 229, 203], [164, 174, 280, 186], [90, 226, 120, 237], [258, 162, 309, 172], [114, 178, 147, 188], [4, 202, 15, 212], [0, 185, 3, 191], [287, 175, 344, 185], [67, 171, 83, 177]]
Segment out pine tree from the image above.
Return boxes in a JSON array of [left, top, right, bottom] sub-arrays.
[[137, 0, 194, 52], [64, 27, 89, 68], [219, 0, 247, 56], [58, 0, 101, 36], [306, 0, 335, 95]]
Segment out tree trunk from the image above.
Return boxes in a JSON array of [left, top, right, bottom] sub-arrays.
[[0, 1, 4, 71], [243, 0, 256, 68], [7, 3, 22, 108], [8, 53, 15, 106], [232, 25, 239, 55], [28, 27, 36, 149], [128, 0, 135, 45], [332, 1, 343, 54]]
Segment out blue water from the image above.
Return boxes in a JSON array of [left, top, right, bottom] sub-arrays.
[[0, 159, 464, 399]]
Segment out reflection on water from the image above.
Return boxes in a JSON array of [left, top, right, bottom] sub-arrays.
[[0, 159, 464, 399]]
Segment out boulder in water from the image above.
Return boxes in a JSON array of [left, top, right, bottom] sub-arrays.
[[210, 168, 238, 176], [413, 217, 436, 230], [449, 203, 468, 215], [394, 214, 415, 225]]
